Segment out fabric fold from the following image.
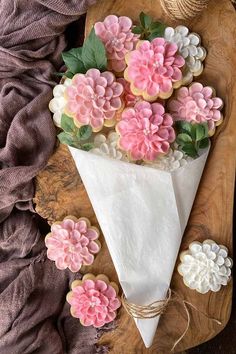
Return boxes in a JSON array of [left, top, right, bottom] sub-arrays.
[[0, 1, 106, 353]]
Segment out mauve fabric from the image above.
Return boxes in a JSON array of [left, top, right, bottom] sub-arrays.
[[0, 1, 108, 353]]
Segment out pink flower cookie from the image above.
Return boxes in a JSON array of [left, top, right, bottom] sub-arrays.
[[67, 274, 121, 327], [124, 38, 185, 101], [45, 216, 101, 272], [95, 15, 139, 73], [64, 69, 123, 132], [118, 78, 142, 107], [168, 82, 223, 136], [116, 101, 175, 161]]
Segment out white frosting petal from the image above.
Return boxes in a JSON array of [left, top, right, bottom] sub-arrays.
[[175, 25, 189, 36], [188, 33, 200, 46]]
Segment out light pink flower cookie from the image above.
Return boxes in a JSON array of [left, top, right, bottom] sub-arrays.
[[118, 78, 142, 107], [64, 69, 123, 132], [116, 101, 175, 161], [94, 15, 139, 73], [124, 38, 185, 101], [168, 82, 223, 135], [67, 274, 121, 328], [45, 216, 101, 272]]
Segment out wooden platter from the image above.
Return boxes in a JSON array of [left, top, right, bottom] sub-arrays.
[[34, 0, 236, 352]]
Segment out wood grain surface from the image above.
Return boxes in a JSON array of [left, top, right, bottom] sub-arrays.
[[34, 0, 236, 352]]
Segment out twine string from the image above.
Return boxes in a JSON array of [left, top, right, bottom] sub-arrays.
[[121, 289, 172, 319], [121, 289, 222, 352], [160, 0, 210, 20]]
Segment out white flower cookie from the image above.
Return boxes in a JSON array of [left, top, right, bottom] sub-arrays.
[[49, 78, 72, 127], [90, 132, 127, 161], [164, 26, 207, 85], [143, 148, 192, 172], [178, 239, 233, 294]]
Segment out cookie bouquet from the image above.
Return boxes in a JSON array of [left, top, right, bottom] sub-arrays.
[[49, 13, 223, 348]]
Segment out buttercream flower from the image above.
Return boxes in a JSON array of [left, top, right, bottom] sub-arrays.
[[116, 101, 175, 161], [95, 15, 139, 72], [67, 274, 121, 327], [164, 26, 206, 85], [178, 240, 233, 294], [168, 83, 223, 135], [64, 69, 123, 132], [45, 216, 101, 272], [144, 147, 192, 172], [117, 78, 142, 107], [49, 78, 72, 127], [124, 38, 185, 101], [90, 131, 127, 161]]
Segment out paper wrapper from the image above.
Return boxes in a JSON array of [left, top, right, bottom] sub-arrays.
[[69, 146, 210, 348]]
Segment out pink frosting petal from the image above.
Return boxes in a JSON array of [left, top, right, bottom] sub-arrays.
[[112, 59, 127, 72], [104, 15, 118, 27], [61, 219, 75, 231], [212, 97, 223, 109], [83, 279, 95, 291], [110, 97, 122, 109], [85, 228, 99, 240], [88, 241, 100, 254], [94, 22, 105, 36], [95, 280, 107, 292], [189, 83, 203, 95], [119, 16, 132, 31]]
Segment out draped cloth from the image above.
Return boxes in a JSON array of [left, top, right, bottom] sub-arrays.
[[0, 1, 109, 353]]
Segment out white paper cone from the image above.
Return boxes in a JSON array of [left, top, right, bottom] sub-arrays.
[[69, 146, 209, 348]]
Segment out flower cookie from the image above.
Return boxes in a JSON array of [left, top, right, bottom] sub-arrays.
[[168, 82, 223, 136], [64, 69, 123, 132], [90, 131, 128, 161], [164, 26, 207, 85], [116, 101, 175, 161], [45, 216, 101, 272], [94, 15, 139, 73], [117, 78, 142, 107], [67, 274, 121, 327], [178, 240, 233, 294], [124, 38, 185, 101], [49, 78, 72, 127], [144, 147, 192, 172]]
